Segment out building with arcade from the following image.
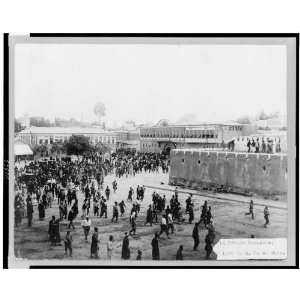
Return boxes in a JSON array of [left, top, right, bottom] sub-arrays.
[[140, 119, 256, 154]]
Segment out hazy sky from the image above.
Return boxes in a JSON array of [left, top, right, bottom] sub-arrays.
[[15, 43, 286, 127]]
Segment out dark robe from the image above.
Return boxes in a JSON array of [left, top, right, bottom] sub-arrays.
[[38, 202, 45, 219], [48, 220, 56, 243], [176, 249, 183, 260], [68, 210, 74, 221], [151, 237, 160, 260], [205, 234, 213, 258], [27, 202, 33, 217], [192, 225, 199, 241], [119, 202, 125, 214], [91, 232, 99, 255], [188, 207, 194, 223], [54, 220, 61, 243], [121, 236, 130, 259], [146, 208, 153, 223]]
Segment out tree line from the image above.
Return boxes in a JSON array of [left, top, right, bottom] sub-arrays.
[[32, 135, 110, 157]]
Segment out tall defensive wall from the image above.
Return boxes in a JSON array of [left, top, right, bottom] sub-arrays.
[[169, 149, 287, 196]]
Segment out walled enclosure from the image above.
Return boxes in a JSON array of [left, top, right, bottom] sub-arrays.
[[169, 149, 287, 196]]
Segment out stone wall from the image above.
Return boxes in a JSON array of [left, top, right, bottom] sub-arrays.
[[169, 149, 287, 195]]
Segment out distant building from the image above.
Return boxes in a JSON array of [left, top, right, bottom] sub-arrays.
[[17, 126, 120, 151], [140, 119, 254, 154], [253, 114, 287, 129], [115, 130, 140, 152], [17, 114, 30, 128], [16, 126, 142, 153]]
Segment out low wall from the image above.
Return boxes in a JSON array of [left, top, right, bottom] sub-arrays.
[[169, 149, 287, 195]]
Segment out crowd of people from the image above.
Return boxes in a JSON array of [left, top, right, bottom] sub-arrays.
[[14, 149, 270, 261], [245, 137, 282, 153], [223, 136, 283, 154]]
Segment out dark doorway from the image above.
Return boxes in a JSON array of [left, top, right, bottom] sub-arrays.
[[162, 143, 176, 156], [165, 147, 172, 156]]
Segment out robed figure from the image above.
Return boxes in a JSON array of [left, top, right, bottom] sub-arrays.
[[121, 233, 130, 259], [151, 233, 160, 260]]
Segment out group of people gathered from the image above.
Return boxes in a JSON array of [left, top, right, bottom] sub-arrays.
[[14, 149, 271, 261]]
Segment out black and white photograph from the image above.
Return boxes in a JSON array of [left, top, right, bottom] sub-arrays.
[[4, 34, 298, 268]]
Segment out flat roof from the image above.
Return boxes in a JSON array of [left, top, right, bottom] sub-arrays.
[[18, 126, 118, 135], [15, 142, 33, 156], [141, 122, 244, 129]]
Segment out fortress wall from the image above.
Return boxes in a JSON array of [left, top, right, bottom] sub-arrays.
[[169, 150, 287, 195]]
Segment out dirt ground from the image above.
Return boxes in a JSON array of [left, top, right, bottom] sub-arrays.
[[14, 171, 287, 261]]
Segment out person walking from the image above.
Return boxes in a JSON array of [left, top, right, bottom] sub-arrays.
[[93, 200, 100, 217], [167, 211, 174, 234], [81, 216, 91, 241], [264, 206, 270, 228], [144, 205, 153, 226], [27, 199, 34, 227], [105, 186, 110, 200], [119, 200, 126, 216], [151, 232, 160, 260], [129, 215, 137, 236], [64, 230, 73, 257], [48, 216, 56, 246], [188, 204, 194, 224], [205, 233, 213, 259], [247, 139, 251, 153], [112, 180, 117, 193], [176, 245, 183, 260], [38, 201, 45, 221], [159, 215, 169, 238], [127, 187, 134, 201], [67, 208, 75, 229], [111, 202, 119, 223], [53, 219, 61, 246], [90, 227, 99, 258], [100, 198, 107, 218], [107, 235, 114, 260], [121, 232, 130, 260], [245, 200, 254, 219], [206, 206, 212, 225], [185, 195, 192, 213], [192, 222, 200, 250], [136, 250, 142, 260]]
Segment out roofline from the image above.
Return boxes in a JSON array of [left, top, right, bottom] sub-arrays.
[[141, 123, 245, 129], [18, 126, 121, 134]]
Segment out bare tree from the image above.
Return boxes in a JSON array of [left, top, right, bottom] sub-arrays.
[[94, 102, 106, 124]]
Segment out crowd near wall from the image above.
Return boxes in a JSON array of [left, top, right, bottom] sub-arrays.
[[169, 149, 287, 196]]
